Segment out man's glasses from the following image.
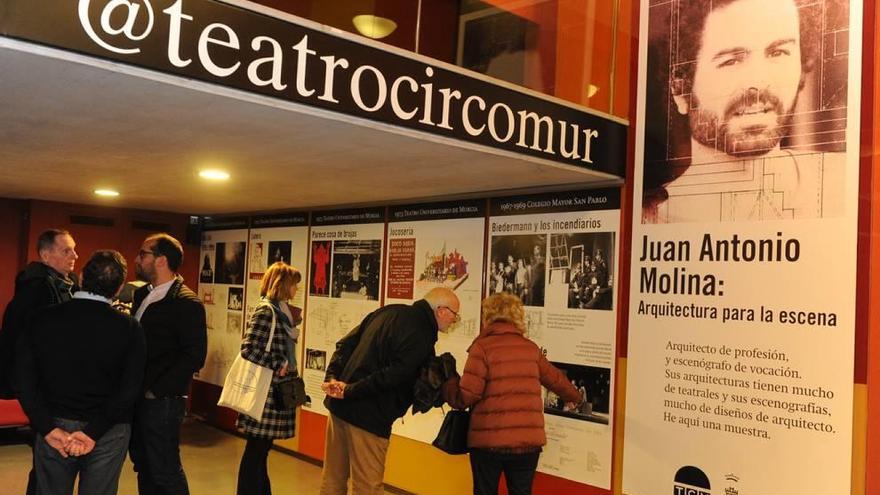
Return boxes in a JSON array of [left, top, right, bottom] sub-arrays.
[[137, 249, 159, 258], [441, 306, 461, 323]]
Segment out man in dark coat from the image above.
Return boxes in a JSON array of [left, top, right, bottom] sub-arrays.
[[15, 249, 145, 495], [318, 287, 460, 495], [1, 229, 79, 397], [129, 233, 206, 495], [0, 228, 78, 495]]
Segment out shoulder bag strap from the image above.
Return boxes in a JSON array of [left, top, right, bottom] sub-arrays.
[[263, 302, 277, 353]]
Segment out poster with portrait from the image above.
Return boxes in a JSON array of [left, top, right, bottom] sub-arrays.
[[624, 0, 861, 494], [196, 220, 249, 386], [301, 208, 385, 415], [384, 200, 487, 443], [488, 189, 620, 488], [244, 214, 310, 381]]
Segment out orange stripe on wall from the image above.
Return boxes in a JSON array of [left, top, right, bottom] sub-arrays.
[[297, 409, 328, 461]]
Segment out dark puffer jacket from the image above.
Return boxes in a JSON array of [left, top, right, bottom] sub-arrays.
[[0, 262, 78, 398], [443, 322, 581, 450]]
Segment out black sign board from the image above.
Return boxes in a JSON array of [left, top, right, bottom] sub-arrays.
[[490, 188, 621, 216], [312, 207, 385, 226], [0, 0, 627, 177], [251, 212, 309, 228], [389, 199, 486, 222], [201, 215, 249, 230]]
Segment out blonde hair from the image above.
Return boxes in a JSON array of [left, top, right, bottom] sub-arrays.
[[260, 262, 301, 301], [481, 293, 526, 334]]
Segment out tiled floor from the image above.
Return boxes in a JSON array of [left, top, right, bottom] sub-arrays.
[[0, 419, 396, 494]]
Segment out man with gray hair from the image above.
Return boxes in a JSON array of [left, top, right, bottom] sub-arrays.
[[319, 287, 461, 495], [15, 250, 145, 495], [0, 228, 79, 495], [1, 229, 79, 397]]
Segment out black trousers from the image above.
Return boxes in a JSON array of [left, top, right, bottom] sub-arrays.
[[129, 397, 189, 495], [237, 436, 274, 495], [469, 449, 541, 495]]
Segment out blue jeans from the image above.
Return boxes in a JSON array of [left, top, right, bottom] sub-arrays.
[[129, 397, 189, 495], [34, 418, 130, 495]]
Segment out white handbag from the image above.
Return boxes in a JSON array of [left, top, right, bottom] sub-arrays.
[[217, 303, 277, 419]]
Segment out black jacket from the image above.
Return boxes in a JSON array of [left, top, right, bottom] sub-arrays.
[[0, 262, 78, 398], [324, 299, 438, 438], [132, 276, 207, 398], [15, 298, 145, 440]]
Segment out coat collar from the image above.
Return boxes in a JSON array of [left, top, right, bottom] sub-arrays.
[[480, 321, 523, 337]]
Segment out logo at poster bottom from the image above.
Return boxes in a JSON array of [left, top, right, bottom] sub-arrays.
[[673, 466, 711, 495]]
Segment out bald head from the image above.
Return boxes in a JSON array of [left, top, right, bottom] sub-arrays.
[[424, 287, 461, 333]]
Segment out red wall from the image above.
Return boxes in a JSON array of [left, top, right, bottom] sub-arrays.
[[22, 200, 199, 285], [0, 199, 28, 317]]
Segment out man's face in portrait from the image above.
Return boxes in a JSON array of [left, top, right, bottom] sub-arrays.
[[679, 0, 803, 158]]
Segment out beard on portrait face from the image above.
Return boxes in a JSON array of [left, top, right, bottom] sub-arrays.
[[688, 87, 796, 158]]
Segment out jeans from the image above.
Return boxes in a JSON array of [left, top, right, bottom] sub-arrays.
[[469, 449, 541, 495], [237, 436, 274, 495], [129, 397, 189, 495], [34, 418, 130, 495]]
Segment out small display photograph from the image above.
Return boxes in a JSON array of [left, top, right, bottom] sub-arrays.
[[305, 348, 327, 371], [249, 242, 264, 276], [215, 241, 246, 285], [267, 240, 292, 266], [226, 312, 243, 337], [199, 253, 214, 283], [201, 286, 215, 306], [548, 232, 615, 311], [331, 240, 382, 300], [417, 244, 471, 291], [488, 234, 546, 306], [543, 362, 611, 425], [227, 287, 244, 311], [310, 241, 332, 297]]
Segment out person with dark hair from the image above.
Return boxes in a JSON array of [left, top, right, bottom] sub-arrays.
[[643, 0, 843, 223], [0, 228, 79, 494], [14, 250, 145, 495], [129, 233, 206, 495]]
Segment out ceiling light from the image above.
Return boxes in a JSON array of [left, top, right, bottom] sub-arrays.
[[94, 189, 120, 197], [587, 85, 600, 98], [199, 169, 230, 181], [352, 15, 397, 39]]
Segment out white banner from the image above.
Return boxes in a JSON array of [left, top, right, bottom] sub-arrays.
[[197, 228, 249, 386], [487, 190, 620, 488], [385, 204, 486, 443], [301, 220, 385, 415], [244, 223, 310, 383], [623, 0, 861, 493]]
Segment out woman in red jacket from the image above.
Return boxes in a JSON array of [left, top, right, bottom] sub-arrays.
[[443, 293, 583, 495]]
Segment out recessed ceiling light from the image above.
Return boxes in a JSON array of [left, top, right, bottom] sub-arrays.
[[199, 169, 230, 181], [352, 15, 397, 39], [587, 84, 600, 98], [94, 189, 120, 197]]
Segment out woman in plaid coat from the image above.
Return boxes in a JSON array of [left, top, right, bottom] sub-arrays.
[[236, 262, 303, 495]]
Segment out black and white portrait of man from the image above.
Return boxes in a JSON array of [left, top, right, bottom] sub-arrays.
[[642, 0, 850, 223]]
